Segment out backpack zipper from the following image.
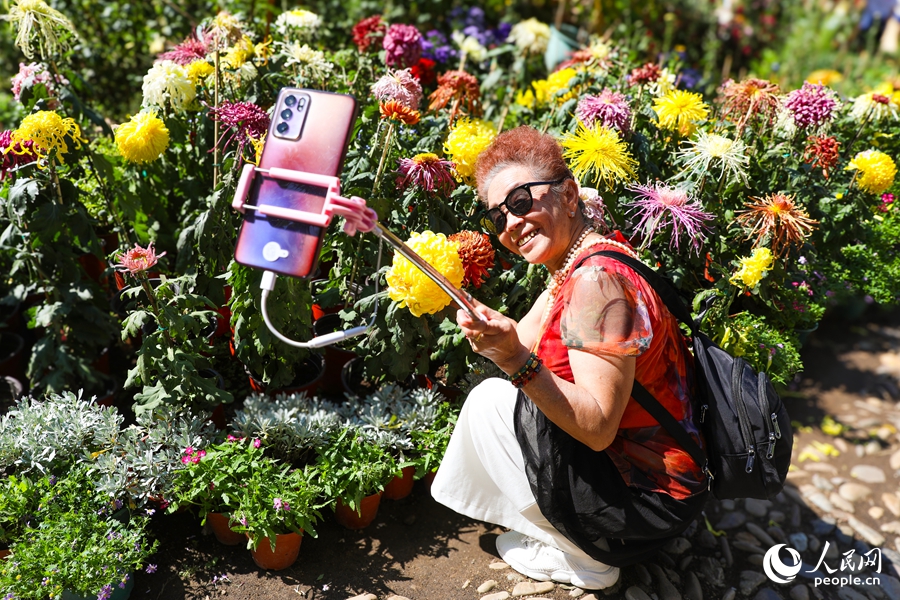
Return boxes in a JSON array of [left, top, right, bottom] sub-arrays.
[[731, 360, 756, 473], [758, 372, 776, 459]]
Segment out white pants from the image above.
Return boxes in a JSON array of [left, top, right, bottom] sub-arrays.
[[431, 377, 597, 560]]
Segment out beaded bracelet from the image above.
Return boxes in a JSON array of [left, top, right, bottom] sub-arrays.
[[510, 352, 543, 388]]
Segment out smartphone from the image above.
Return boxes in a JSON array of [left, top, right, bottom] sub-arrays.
[[234, 88, 358, 278]]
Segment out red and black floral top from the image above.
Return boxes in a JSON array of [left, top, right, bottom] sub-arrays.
[[533, 236, 706, 500]]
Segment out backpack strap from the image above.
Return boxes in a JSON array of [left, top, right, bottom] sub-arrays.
[[573, 249, 709, 474]]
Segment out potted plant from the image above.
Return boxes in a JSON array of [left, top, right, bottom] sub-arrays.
[[315, 427, 399, 530], [0, 468, 158, 600], [232, 464, 323, 570], [0, 475, 39, 559]]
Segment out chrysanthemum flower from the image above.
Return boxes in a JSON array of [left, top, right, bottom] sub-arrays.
[[730, 247, 774, 289], [783, 82, 840, 130], [736, 193, 818, 256], [1, 129, 37, 179], [142, 61, 196, 112], [849, 87, 899, 122], [207, 100, 269, 160], [410, 57, 436, 85], [561, 122, 638, 189], [648, 68, 677, 97], [628, 63, 662, 87], [386, 231, 464, 317], [443, 117, 496, 183], [372, 69, 423, 110], [626, 181, 714, 255], [576, 90, 632, 134], [158, 36, 209, 65], [579, 187, 608, 231], [507, 18, 550, 55], [515, 89, 536, 109], [185, 60, 214, 84], [452, 31, 487, 63], [207, 11, 245, 47], [653, 90, 709, 136], [380, 100, 420, 125], [803, 135, 840, 179], [383, 23, 423, 69], [449, 230, 495, 288], [846, 150, 897, 195], [11, 61, 68, 102], [10, 110, 84, 163], [532, 68, 578, 105], [115, 111, 169, 164], [806, 69, 843, 86], [116, 242, 166, 275], [396, 153, 455, 194], [222, 36, 255, 69], [279, 43, 333, 79], [675, 131, 749, 185], [274, 9, 320, 38], [428, 70, 481, 118], [717, 78, 781, 129], [351, 15, 385, 53], [2, 0, 76, 60]]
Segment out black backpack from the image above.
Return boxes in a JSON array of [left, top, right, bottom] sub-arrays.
[[586, 251, 793, 500]]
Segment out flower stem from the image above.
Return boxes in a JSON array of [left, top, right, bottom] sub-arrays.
[[372, 121, 396, 193], [213, 47, 221, 189], [139, 275, 173, 348]]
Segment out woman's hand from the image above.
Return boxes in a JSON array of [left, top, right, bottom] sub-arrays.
[[456, 301, 531, 375]]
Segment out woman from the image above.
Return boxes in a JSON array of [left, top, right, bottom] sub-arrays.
[[430, 126, 708, 590]]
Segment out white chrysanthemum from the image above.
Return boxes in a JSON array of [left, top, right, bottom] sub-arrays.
[[279, 42, 333, 79], [649, 67, 677, 97], [507, 18, 550, 55], [675, 131, 749, 186], [849, 90, 899, 123], [274, 9, 320, 38], [223, 61, 258, 87], [451, 30, 487, 63], [142, 60, 196, 112]]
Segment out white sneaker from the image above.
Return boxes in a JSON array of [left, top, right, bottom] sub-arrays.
[[495, 531, 620, 590]]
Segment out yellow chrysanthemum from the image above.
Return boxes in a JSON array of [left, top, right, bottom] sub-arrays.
[[846, 150, 897, 195], [532, 67, 577, 105], [114, 110, 169, 164], [806, 69, 843, 86], [653, 89, 709, 136], [223, 35, 255, 69], [249, 132, 266, 166], [730, 247, 774, 289], [385, 231, 464, 317], [444, 117, 496, 183], [185, 60, 214, 84], [560, 122, 638, 190], [515, 89, 535, 108], [11, 110, 85, 163], [1, 0, 76, 60]]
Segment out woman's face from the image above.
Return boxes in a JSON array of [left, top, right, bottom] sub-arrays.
[[485, 165, 579, 272]]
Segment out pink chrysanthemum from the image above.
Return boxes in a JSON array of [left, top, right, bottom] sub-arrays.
[[0, 129, 37, 180], [579, 187, 609, 231], [371, 68, 423, 110], [383, 24, 422, 69], [783, 82, 840, 129], [116, 242, 166, 275], [626, 181, 715, 255], [207, 100, 270, 159], [396, 152, 456, 194], [158, 36, 210, 65], [576, 90, 632, 134], [352, 15, 386, 52], [11, 62, 68, 103]]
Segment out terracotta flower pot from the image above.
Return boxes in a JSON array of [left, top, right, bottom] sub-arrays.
[[0, 545, 10, 560], [422, 471, 437, 493], [207, 512, 245, 546], [250, 531, 303, 571], [334, 492, 382, 530], [383, 466, 416, 500]]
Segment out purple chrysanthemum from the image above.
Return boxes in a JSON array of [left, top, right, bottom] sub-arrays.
[[158, 37, 210, 65], [1, 130, 37, 180], [371, 69, 423, 110], [207, 100, 270, 160], [783, 82, 840, 129], [11, 62, 68, 103], [626, 181, 714, 255], [396, 153, 456, 194], [383, 24, 423, 69], [576, 90, 632, 134]]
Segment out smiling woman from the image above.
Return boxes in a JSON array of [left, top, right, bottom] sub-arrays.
[[431, 126, 708, 590]]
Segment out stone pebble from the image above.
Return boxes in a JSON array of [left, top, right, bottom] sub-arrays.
[[753, 589, 783, 600], [745, 498, 771, 518], [481, 592, 511, 600], [346, 595, 377, 600], [477, 580, 498, 594], [387, 596, 411, 600], [489, 561, 510, 570], [829, 492, 855, 513], [882, 492, 900, 517], [850, 464, 886, 484], [790, 584, 809, 600], [684, 571, 702, 600], [838, 482, 872, 503], [569, 588, 585, 597], [511, 582, 554, 597], [624, 587, 652, 600], [746, 522, 776, 547], [715, 511, 746, 530], [739, 571, 767, 596]]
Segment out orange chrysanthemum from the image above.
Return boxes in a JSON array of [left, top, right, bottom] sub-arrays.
[[718, 78, 781, 130], [449, 230, 495, 289], [380, 100, 420, 125], [803, 135, 841, 179], [427, 70, 481, 121], [735, 193, 818, 256]]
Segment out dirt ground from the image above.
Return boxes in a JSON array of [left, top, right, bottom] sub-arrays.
[[130, 305, 900, 600]]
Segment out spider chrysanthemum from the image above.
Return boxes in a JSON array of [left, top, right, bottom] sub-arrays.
[[626, 181, 715, 255], [115, 110, 170, 164], [207, 100, 270, 160], [2, 0, 76, 60], [653, 90, 709, 137], [561, 122, 638, 190], [10, 109, 85, 163], [675, 131, 749, 185], [428, 70, 480, 116], [396, 153, 455, 194], [736, 193, 818, 256], [576, 90, 632, 134], [718, 78, 781, 129], [142, 60, 196, 112], [0, 129, 37, 180], [116, 242, 166, 275]]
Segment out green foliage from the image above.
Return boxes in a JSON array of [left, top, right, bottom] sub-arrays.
[[0, 475, 38, 543], [315, 427, 399, 512]]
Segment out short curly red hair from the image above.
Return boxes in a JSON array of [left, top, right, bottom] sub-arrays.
[[474, 126, 572, 202]]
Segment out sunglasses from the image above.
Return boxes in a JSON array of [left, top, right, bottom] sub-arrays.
[[479, 178, 568, 234]]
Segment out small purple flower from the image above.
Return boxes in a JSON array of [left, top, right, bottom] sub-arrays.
[[41, 577, 49, 586], [273, 498, 290, 512], [576, 90, 632, 134], [626, 181, 715, 255], [252, 438, 261, 449], [783, 82, 840, 129], [183, 446, 194, 456], [422, 30, 457, 63], [145, 564, 158, 574], [97, 584, 113, 600], [114, 499, 123, 510], [383, 24, 423, 68], [798, 256, 807, 264], [371, 69, 423, 110], [48, 475, 57, 486]]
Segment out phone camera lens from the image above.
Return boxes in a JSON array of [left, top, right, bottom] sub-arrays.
[[284, 95, 297, 107], [276, 122, 289, 134], [297, 97, 307, 107], [281, 108, 293, 121]]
